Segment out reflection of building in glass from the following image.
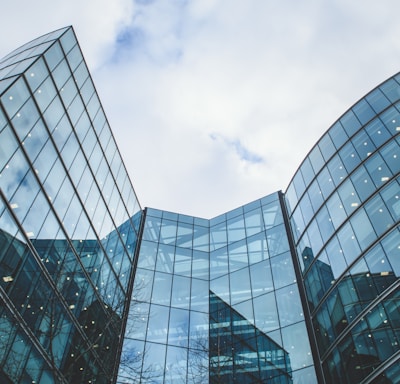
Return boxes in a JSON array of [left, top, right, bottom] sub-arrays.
[[0, 27, 141, 383], [1, 27, 400, 384], [121, 199, 316, 384], [285, 71, 400, 383], [209, 291, 292, 383]]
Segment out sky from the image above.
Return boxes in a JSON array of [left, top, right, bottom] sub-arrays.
[[1, 0, 400, 218]]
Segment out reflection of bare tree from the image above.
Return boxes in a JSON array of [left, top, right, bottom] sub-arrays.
[[185, 291, 293, 384], [116, 277, 163, 384], [186, 331, 209, 384]]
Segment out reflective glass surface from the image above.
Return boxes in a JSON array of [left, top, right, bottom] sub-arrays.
[[0, 27, 141, 383], [286, 73, 400, 384], [121, 194, 316, 383]]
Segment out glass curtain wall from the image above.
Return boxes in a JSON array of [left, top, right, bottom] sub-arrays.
[[285, 73, 400, 384], [119, 193, 317, 383], [0, 27, 141, 383]]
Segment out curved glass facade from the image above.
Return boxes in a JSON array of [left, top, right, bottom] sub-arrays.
[[285, 75, 400, 383], [0, 27, 141, 383]]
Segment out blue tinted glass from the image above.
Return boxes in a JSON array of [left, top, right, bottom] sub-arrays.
[[1, 77, 30, 118], [350, 209, 376, 250], [365, 118, 391, 147], [380, 139, 400, 175], [327, 155, 347, 186], [352, 129, 376, 159], [329, 121, 348, 149], [366, 88, 390, 114], [365, 153, 392, 188], [352, 98, 375, 125], [317, 167, 335, 199], [337, 222, 361, 265], [301, 157, 315, 185], [271, 252, 296, 289], [380, 78, 400, 102], [308, 145, 325, 174], [318, 133, 336, 162], [250, 260, 273, 296], [307, 179, 324, 213], [364, 195, 394, 237], [25, 58, 48, 91], [337, 179, 361, 214], [350, 165, 376, 201]]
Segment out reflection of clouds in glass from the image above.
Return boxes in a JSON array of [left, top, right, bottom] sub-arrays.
[[282, 322, 313, 370]]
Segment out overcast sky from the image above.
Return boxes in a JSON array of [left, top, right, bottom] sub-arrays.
[[1, 0, 400, 218]]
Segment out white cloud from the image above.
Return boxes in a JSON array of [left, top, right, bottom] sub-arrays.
[[2, 0, 400, 217]]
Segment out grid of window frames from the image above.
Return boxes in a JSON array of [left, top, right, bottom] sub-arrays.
[[119, 193, 317, 384], [0, 27, 141, 383], [285, 74, 400, 384]]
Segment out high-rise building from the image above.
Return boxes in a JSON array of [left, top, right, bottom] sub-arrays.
[[0, 27, 399, 384], [0, 27, 141, 383]]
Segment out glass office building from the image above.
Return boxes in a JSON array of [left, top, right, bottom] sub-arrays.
[[0, 27, 141, 383], [285, 75, 400, 383], [119, 195, 316, 383], [1, 28, 399, 384]]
